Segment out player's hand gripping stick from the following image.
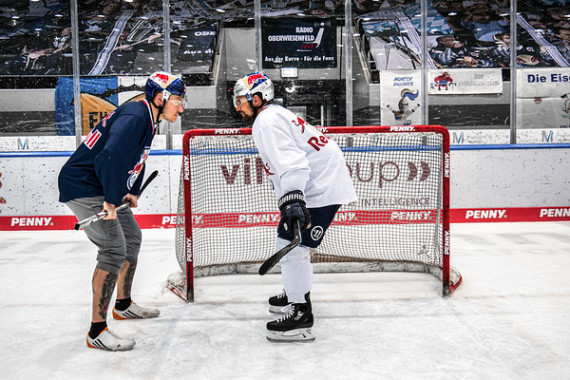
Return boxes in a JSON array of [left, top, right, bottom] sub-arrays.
[[73, 170, 158, 231], [277, 190, 311, 232]]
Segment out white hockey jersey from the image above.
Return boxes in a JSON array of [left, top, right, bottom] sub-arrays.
[[252, 103, 357, 208]]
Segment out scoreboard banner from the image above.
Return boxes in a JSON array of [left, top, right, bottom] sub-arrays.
[[262, 18, 336, 69]]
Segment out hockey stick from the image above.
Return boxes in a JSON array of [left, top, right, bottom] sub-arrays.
[[259, 220, 301, 276], [73, 170, 159, 231]]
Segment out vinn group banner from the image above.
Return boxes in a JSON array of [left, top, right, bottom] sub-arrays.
[[380, 70, 422, 126]]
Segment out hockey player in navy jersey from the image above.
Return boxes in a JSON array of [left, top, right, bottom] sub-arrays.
[[58, 71, 186, 351], [233, 72, 357, 342]]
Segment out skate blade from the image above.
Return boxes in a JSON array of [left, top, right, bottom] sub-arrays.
[[266, 328, 315, 343], [268, 305, 289, 314]]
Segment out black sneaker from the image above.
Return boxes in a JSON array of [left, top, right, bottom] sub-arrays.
[[268, 291, 311, 314], [266, 302, 315, 342]]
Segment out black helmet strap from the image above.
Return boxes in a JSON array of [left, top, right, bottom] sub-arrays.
[[150, 91, 165, 123]]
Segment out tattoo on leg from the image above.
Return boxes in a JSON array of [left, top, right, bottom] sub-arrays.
[[98, 271, 118, 320], [122, 259, 138, 297]]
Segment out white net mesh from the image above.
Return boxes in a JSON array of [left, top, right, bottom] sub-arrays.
[[171, 127, 459, 300]]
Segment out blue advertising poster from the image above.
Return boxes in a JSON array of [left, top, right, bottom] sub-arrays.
[[55, 77, 119, 136]]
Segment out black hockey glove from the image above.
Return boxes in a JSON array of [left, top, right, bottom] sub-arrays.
[[278, 190, 311, 232]]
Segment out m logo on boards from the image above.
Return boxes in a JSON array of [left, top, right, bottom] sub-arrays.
[[452, 132, 464, 144], [542, 130, 553, 142], [18, 138, 28, 150]]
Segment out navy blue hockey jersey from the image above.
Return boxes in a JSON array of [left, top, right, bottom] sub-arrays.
[[58, 99, 156, 206]]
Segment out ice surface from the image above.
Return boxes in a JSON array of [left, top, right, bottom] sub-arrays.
[[1, 222, 569, 379]]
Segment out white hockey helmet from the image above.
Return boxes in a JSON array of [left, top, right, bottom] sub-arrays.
[[232, 72, 274, 107]]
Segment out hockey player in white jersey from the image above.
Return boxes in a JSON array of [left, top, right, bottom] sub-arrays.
[[233, 72, 357, 342]]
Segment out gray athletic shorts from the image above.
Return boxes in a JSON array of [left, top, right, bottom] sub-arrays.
[[66, 196, 142, 275]]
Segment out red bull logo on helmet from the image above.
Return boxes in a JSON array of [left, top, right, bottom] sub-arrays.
[[244, 73, 269, 89], [150, 71, 177, 88]]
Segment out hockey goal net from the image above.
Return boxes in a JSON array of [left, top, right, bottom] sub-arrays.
[[167, 125, 462, 302]]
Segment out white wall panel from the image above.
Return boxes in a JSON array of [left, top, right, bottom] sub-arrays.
[[0, 148, 568, 217], [0, 157, 25, 214], [451, 149, 570, 208]]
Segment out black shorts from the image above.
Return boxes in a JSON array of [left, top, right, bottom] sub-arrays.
[[277, 204, 341, 248]]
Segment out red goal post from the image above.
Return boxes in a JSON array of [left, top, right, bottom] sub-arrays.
[[168, 125, 462, 302]]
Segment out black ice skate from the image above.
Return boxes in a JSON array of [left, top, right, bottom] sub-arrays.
[[268, 291, 311, 314], [266, 302, 315, 342]]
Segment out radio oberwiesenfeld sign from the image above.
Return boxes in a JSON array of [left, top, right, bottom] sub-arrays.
[[262, 18, 336, 69]]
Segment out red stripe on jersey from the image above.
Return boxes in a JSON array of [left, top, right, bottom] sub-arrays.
[[84, 130, 102, 149]]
